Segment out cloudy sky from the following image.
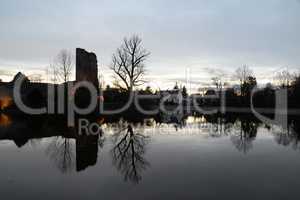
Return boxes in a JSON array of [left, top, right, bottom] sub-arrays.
[[0, 0, 299, 90]]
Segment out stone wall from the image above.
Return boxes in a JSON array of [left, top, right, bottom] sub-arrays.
[[76, 48, 99, 88]]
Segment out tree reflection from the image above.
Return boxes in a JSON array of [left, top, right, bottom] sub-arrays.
[[203, 114, 237, 138], [154, 111, 188, 131], [274, 120, 300, 150], [112, 125, 150, 183], [274, 129, 292, 147], [46, 137, 75, 173], [231, 119, 258, 154], [291, 120, 300, 150]]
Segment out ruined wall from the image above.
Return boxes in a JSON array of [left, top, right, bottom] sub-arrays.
[[76, 48, 99, 88]]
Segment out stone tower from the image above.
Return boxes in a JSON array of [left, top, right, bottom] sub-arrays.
[[76, 48, 99, 89]]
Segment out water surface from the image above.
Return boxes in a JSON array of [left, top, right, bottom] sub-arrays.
[[1, 114, 300, 200]]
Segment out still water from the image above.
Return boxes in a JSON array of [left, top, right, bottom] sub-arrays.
[[1, 114, 300, 200]]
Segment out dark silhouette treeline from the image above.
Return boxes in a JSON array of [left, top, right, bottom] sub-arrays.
[[1, 70, 299, 118], [289, 76, 300, 109], [101, 74, 300, 116]]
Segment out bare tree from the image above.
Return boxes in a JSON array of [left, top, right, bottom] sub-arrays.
[[274, 69, 295, 88], [110, 35, 150, 91], [46, 63, 59, 84], [54, 49, 74, 83], [235, 65, 254, 85], [211, 77, 222, 89], [207, 67, 229, 90], [98, 71, 105, 89], [235, 65, 254, 96], [28, 74, 43, 83]]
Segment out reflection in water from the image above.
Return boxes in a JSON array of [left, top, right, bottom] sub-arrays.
[[0, 114, 12, 127], [45, 129, 104, 173], [273, 119, 300, 150], [274, 128, 292, 147], [291, 120, 300, 150], [230, 119, 258, 154], [112, 125, 150, 183], [46, 137, 75, 173], [1, 113, 300, 183], [76, 134, 99, 172], [155, 111, 188, 131], [205, 117, 235, 138]]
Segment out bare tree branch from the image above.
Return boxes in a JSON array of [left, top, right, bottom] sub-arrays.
[[110, 35, 150, 91], [274, 69, 295, 88], [54, 49, 74, 83], [235, 65, 253, 84]]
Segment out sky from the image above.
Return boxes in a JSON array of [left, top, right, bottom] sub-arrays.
[[0, 0, 300, 91]]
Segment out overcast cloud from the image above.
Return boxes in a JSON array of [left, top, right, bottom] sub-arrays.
[[0, 0, 299, 87]]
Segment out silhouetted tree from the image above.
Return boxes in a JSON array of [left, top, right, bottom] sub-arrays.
[[54, 49, 74, 83], [173, 82, 179, 90], [28, 74, 43, 83], [105, 84, 111, 91], [241, 76, 257, 97], [47, 63, 59, 84], [145, 86, 153, 94], [233, 74, 257, 107], [252, 83, 275, 108], [98, 72, 105, 89], [110, 35, 150, 91], [274, 69, 294, 88], [182, 85, 188, 98], [235, 65, 254, 96], [212, 77, 222, 89], [290, 75, 300, 108]]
